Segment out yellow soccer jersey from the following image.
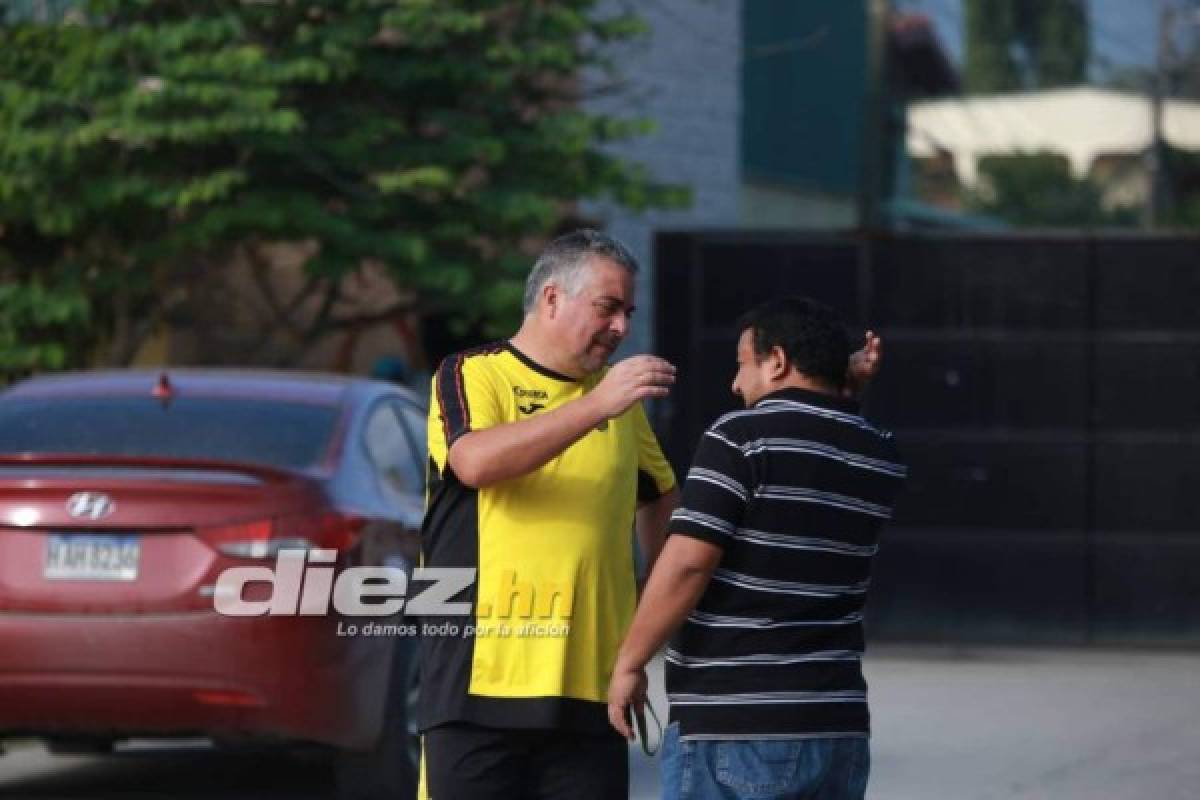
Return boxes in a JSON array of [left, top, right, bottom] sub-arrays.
[[418, 340, 675, 732]]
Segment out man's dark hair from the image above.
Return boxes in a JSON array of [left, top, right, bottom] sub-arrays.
[[737, 296, 850, 390]]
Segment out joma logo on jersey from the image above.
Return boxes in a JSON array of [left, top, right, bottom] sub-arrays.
[[514, 386, 549, 415]]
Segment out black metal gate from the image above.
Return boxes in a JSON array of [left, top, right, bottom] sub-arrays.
[[654, 231, 1200, 645]]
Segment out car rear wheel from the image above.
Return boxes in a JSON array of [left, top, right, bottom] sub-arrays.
[[334, 640, 419, 800]]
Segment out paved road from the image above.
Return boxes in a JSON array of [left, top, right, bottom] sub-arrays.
[[865, 645, 1200, 800], [5, 646, 1200, 799]]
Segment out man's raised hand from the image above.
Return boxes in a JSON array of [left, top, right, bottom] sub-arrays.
[[845, 330, 883, 399], [590, 355, 676, 419]]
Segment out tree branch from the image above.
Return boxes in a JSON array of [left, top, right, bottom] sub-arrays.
[[326, 299, 417, 331], [244, 242, 324, 342], [299, 279, 343, 350]]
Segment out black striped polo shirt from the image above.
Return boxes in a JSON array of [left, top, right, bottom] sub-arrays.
[[665, 387, 906, 739]]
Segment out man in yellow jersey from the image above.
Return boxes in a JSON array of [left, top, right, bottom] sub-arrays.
[[418, 229, 681, 799]]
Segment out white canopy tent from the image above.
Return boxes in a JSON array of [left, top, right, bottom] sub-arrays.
[[907, 87, 1200, 186]]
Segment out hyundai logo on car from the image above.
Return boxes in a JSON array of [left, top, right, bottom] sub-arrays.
[[65, 492, 116, 520]]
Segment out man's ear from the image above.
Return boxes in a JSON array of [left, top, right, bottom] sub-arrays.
[[768, 345, 789, 380], [543, 282, 560, 319]]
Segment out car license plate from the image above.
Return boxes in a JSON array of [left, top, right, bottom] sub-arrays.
[[44, 534, 140, 581]]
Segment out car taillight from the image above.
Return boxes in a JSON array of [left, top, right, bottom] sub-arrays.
[[208, 514, 366, 559], [208, 519, 287, 559], [315, 512, 367, 552]]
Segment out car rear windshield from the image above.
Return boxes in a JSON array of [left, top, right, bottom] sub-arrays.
[[0, 396, 340, 470]]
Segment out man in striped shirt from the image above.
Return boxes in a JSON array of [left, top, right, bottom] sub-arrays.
[[608, 296, 906, 799]]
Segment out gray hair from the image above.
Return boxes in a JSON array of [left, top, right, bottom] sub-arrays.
[[522, 229, 639, 314]]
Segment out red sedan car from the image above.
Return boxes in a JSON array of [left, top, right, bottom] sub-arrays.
[[0, 369, 426, 799]]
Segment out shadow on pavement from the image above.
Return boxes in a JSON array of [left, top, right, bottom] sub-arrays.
[[0, 746, 331, 799]]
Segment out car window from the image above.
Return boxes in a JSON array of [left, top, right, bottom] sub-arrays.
[[395, 401, 428, 480], [0, 396, 338, 470], [363, 402, 423, 505]]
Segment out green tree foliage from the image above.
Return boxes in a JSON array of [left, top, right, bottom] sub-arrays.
[[965, 0, 1089, 92], [965, 0, 1019, 91], [1163, 145, 1200, 228], [968, 151, 1138, 227], [0, 282, 88, 372], [0, 0, 687, 376]]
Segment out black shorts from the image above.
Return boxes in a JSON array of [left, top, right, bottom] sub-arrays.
[[423, 722, 629, 800]]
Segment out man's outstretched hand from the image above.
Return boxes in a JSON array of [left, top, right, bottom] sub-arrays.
[[845, 330, 883, 399]]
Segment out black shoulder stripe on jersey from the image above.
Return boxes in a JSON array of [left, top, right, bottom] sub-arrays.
[[436, 353, 469, 446], [435, 341, 506, 447]]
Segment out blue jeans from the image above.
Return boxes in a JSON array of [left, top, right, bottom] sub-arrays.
[[660, 725, 869, 800]]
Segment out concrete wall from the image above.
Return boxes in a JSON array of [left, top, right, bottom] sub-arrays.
[[585, 0, 743, 356]]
